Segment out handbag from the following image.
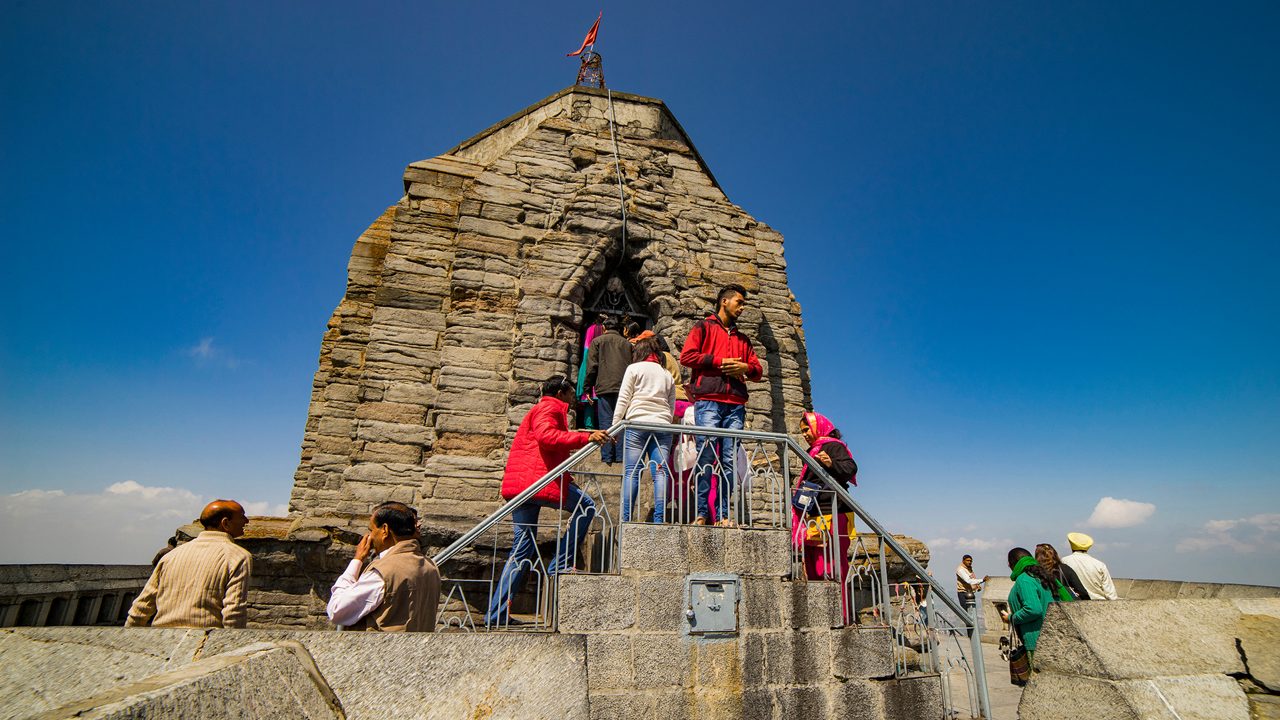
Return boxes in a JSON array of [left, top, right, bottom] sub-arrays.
[[1006, 617, 1030, 686], [1009, 646, 1030, 686], [790, 479, 825, 516]]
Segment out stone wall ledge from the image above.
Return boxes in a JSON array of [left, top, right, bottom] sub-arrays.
[[1, 627, 590, 720], [1019, 599, 1280, 720]]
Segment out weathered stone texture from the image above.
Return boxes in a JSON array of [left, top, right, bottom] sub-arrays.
[[40, 642, 344, 720], [1, 628, 590, 720], [289, 86, 812, 530], [1020, 598, 1280, 720]]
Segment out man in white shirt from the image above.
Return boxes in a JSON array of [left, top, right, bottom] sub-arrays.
[[327, 502, 440, 631], [1058, 532, 1118, 600], [955, 554, 983, 610], [955, 554, 983, 635]]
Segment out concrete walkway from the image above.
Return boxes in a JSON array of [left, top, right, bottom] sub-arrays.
[[934, 636, 1024, 720]]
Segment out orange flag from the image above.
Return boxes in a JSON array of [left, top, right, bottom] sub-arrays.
[[567, 12, 601, 57]]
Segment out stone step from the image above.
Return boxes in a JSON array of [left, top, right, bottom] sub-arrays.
[[616, 521, 791, 577]]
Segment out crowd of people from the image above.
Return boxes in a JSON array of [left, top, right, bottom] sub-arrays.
[[123, 282, 1118, 647], [946, 532, 1118, 669]]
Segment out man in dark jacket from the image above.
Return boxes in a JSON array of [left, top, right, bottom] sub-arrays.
[[485, 377, 610, 627], [584, 314, 633, 464], [680, 284, 763, 526]]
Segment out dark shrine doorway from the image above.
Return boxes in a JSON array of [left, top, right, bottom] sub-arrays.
[[572, 271, 652, 429]]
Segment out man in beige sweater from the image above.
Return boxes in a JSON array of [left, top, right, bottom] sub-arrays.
[[126, 500, 252, 628]]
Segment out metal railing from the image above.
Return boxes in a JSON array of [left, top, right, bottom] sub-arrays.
[[429, 419, 991, 719]]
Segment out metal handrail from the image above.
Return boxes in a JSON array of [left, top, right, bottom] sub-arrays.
[[609, 421, 992, 719], [431, 421, 624, 567], [429, 418, 991, 718], [770, 431, 993, 719]]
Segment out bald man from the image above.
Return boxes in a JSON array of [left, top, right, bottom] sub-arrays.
[[126, 500, 252, 628]]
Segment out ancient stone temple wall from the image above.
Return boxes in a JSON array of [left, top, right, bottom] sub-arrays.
[[289, 87, 812, 528]]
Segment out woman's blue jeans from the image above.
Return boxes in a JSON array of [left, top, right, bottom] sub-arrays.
[[621, 429, 672, 522]]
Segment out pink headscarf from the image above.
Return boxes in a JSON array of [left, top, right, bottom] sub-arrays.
[[803, 411, 836, 442], [801, 410, 854, 486]]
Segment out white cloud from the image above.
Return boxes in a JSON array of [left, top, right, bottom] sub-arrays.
[[1086, 497, 1156, 528], [1177, 514, 1280, 555], [927, 536, 1013, 552], [242, 500, 289, 516], [187, 337, 215, 359], [185, 337, 240, 368], [0, 482, 286, 564]]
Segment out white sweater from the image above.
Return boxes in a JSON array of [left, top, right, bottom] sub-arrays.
[[613, 361, 676, 426], [1060, 551, 1118, 600]]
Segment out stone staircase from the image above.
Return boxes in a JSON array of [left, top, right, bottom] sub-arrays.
[[549, 521, 944, 719]]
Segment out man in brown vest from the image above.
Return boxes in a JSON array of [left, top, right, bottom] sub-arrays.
[[326, 502, 441, 632]]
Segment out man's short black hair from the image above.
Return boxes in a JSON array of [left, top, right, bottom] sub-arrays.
[[602, 314, 621, 331], [962, 554, 973, 561], [717, 283, 748, 307], [371, 502, 418, 538], [542, 376, 575, 397]]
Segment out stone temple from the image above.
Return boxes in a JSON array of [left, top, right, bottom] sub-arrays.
[[288, 85, 812, 530]]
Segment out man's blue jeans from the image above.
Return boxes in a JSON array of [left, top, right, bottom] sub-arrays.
[[621, 429, 672, 523], [485, 483, 597, 626], [693, 400, 746, 522], [595, 393, 620, 464]]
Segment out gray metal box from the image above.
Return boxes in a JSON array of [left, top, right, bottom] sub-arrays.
[[685, 573, 739, 635]]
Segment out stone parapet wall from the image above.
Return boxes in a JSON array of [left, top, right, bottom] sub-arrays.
[[1019, 598, 1280, 719], [0, 564, 152, 628], [979, 575, 1280, 644], [0, 627, 588, 720], [0, 524, 951, 720], [290, 86, 812, 527], [43, 641, 345, 720]]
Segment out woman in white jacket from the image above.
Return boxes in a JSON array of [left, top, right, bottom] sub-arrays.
[[614, 337, 676, 522]]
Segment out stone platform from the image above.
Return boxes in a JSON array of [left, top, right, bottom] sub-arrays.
[[0, 523, 948, 720]]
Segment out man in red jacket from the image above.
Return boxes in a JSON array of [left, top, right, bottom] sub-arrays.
[[680, 284, 763, 526], [485, 377, 610, 627]]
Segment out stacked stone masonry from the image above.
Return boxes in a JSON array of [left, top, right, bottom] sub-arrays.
[[561, 523, 942, 720], [289, 86, 812, 530]]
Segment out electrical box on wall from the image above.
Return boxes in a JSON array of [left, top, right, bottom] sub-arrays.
[[685, 573, 740, 635]]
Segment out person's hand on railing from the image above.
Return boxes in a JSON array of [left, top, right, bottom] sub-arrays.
[[587, 430, 612, 445]]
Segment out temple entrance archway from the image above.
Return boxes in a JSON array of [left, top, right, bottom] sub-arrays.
[[572, 269, 653, 429]]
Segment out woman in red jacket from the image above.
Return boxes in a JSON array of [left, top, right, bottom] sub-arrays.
[[486, 377, 610, 627]]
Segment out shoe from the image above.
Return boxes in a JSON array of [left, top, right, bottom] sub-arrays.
[[693, 516, 707, 526], [715, 519, 735, 528]]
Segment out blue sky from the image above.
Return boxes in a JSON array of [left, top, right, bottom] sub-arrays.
[[2, 1, 1277, 584]]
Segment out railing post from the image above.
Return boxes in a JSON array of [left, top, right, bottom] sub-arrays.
[[878, 541, 892, 629], [969, 607, 993, 719]]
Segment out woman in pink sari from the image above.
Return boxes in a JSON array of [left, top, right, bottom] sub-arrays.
[[791, 412, 858, 615]]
